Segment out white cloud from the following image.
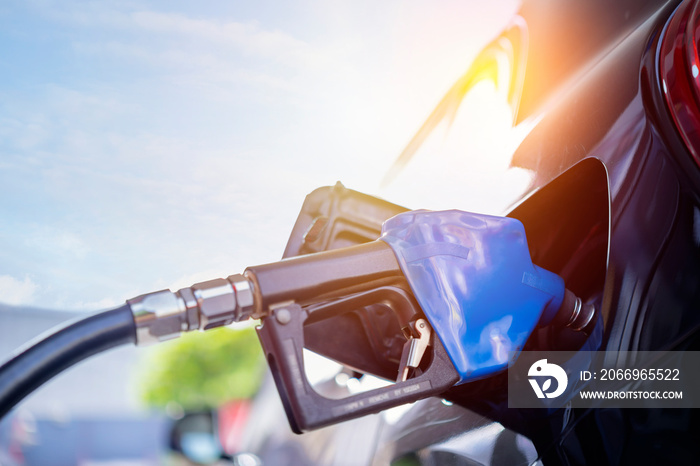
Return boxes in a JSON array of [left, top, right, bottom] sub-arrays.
[[72, 40, 298, 95], [0, 116, 52, 151], [39, 3, 322, 70], [67, 297, 121, 311], [128, 11, 318, 67], [24, 228, 91, 260], [0, 275, 39, 306]]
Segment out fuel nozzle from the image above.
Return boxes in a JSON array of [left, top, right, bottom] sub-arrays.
[[130, 209, 597, 353], [126, 207, 598, 433], [129, 240, 404, 346]]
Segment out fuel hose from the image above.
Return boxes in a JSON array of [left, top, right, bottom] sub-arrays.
[[0, 304, 136, 419]]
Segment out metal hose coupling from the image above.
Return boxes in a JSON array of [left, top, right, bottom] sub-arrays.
[[128, 274, 258, 346]]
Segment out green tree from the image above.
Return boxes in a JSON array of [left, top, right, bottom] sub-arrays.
[[138, 326, 265, 411]]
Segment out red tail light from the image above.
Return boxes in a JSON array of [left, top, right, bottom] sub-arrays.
[[659, 0, 700, 165]]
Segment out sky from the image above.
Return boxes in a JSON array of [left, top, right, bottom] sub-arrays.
[[0, 0, 521, 311]]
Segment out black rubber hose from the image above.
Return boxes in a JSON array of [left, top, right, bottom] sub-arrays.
[[0, 304, 136, 419]]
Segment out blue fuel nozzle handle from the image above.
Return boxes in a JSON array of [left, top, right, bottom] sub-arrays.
[[380, 210, 565, 384]]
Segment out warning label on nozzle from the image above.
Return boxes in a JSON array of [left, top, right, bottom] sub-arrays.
[[508, 351, 700, 409]]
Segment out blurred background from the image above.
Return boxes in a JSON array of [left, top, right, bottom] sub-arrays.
[[0, 0, 521, 463]]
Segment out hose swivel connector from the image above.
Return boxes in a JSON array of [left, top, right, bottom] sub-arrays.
[[128, 274, 257, 345]]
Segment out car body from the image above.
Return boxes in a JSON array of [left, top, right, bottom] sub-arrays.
[[237, 0, 700, 464]]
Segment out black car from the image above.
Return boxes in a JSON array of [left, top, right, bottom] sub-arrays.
[[235, 0, 700, 464]]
